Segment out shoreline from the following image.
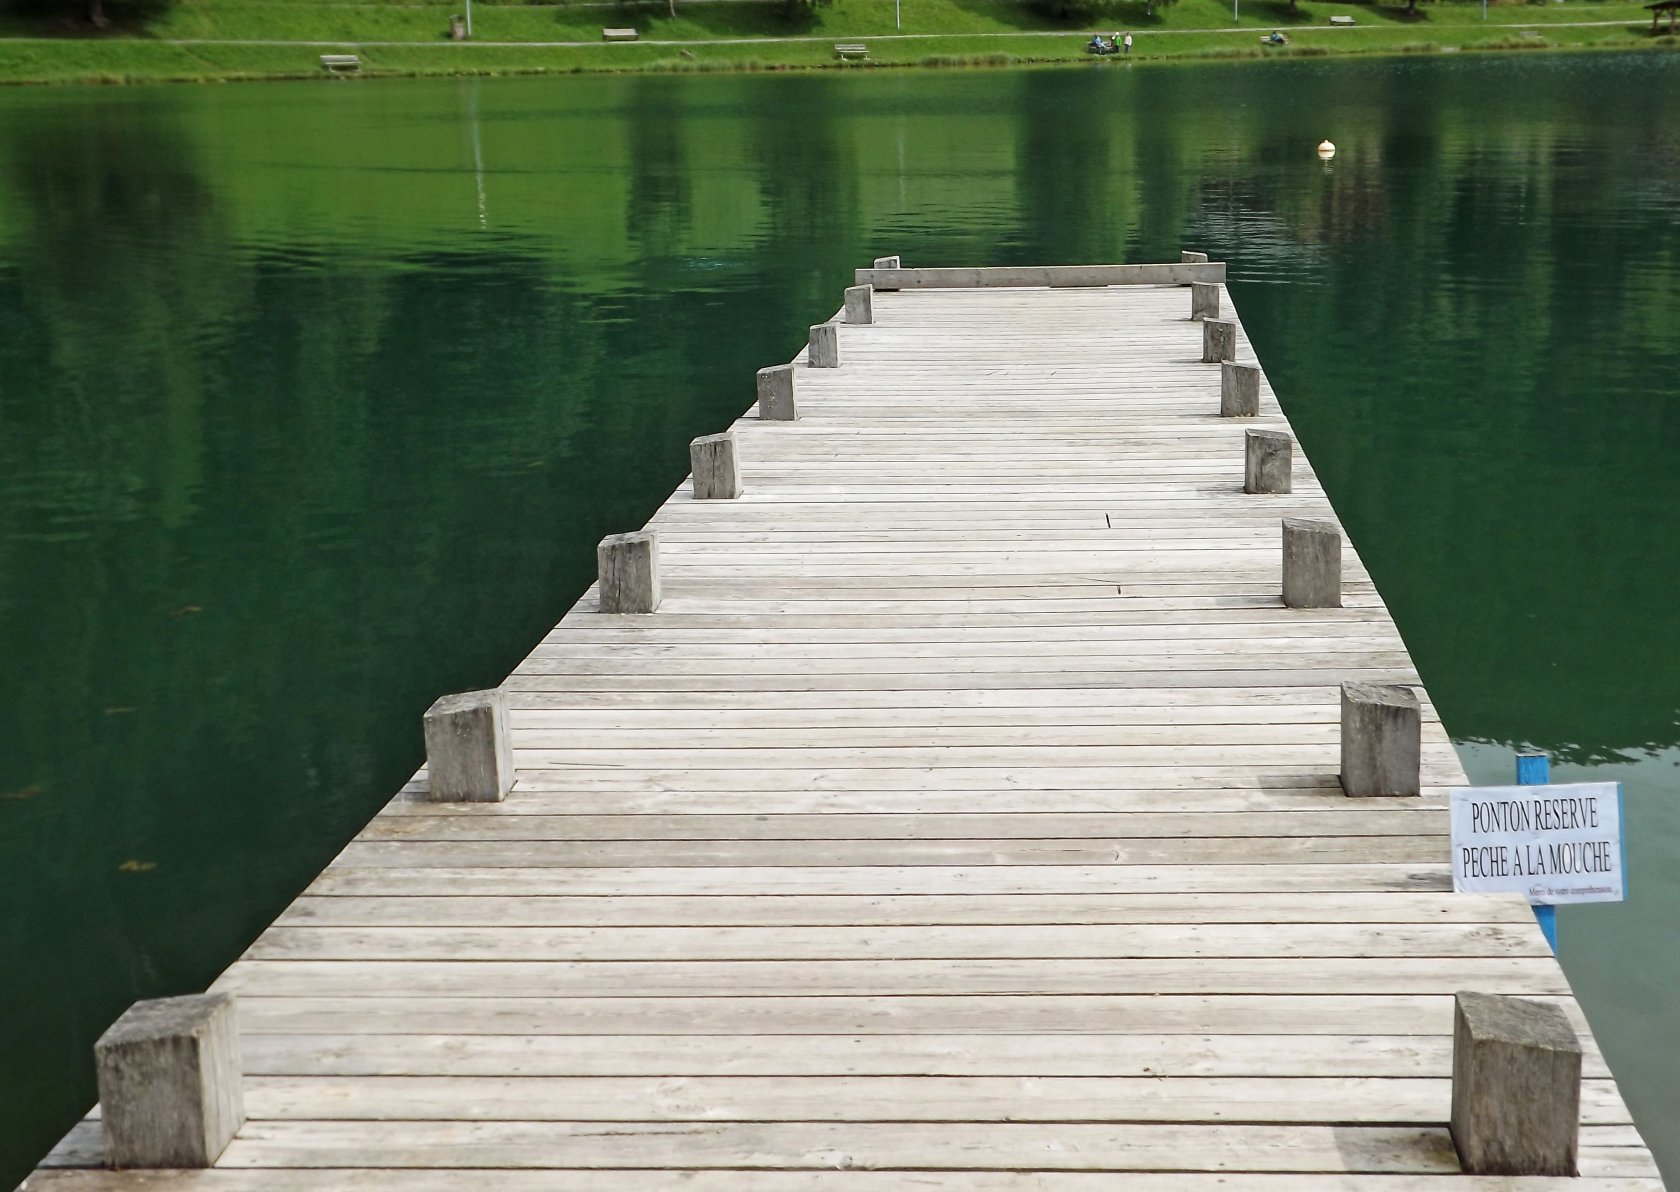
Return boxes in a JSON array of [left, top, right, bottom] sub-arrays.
[[1, 36, 1674, 88], [0, 4, 1675, 86]]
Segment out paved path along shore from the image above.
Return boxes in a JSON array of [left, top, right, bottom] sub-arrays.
[[0, 18, 1646, 50]]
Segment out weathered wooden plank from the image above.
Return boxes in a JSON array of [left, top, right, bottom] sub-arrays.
[[533, 623, 1407, 645], [159, 1120, 1471, 1172], [569, 599, 1396, 618], [229, 991, 1600, 1038], [489, 765, 1468, 792], [503, 719, 1409, 743], [213, 956, 1570, 998], [519, 638, 1410, 662], [360, 809, 1444, 841], [853, 265, 1236, 290], [323, 836, 1451, 868], [26, 1173, 1672, 1191], [246, 921, 1545, 963], [504, 744, 1447, 769], [118, 1074, 1626, 1126], [854, 263, 1228, 288], [504, 724, 1386, 750], [303, 863, 1457, 897], [504, 685, 1426, 710], [383, 785, 1445, 816], [274, 892, 1529, 928], [237, 1030, 1614, 1078], [499, 670, 1433, 693], [66, 1075, 1635, 1131]]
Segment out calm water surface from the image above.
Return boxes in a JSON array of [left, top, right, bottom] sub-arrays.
[[1, 55, 1677, 1184]]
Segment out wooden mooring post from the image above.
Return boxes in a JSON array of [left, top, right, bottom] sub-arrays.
[[1451, 990, 1582, 1175], [871, 255, 901, 292], [690, 431, 742, 500], [94, 993, 244, 1168], [1202, 318, 1236, 363], [598, 530, 661, 613], [808, 322, 839, 368], [1339, 681, 1422, 797], [423, 688, 513, 802], [756, 364, 797, 421], [1191, 282, 1220, 321], [843, 284, 874, 324], [1220, 362, 1260, 417], [1281, 517, 1341, 608], [1245, 429, 1292, 493]]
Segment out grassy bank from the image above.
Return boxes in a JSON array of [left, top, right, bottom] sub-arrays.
[[0, 0, 1673, 83]]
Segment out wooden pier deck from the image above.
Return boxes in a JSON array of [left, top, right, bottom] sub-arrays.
[[33, 268, 1661, 1188]]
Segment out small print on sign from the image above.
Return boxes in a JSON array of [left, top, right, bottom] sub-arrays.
[[1450, 782, 1625, 905]]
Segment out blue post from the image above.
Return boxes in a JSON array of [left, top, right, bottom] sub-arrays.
[[1516, 751, 1558, 954]]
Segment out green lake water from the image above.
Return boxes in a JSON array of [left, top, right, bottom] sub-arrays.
[[1, 55, 1677, 1184]]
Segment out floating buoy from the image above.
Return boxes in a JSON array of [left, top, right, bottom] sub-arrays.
[[1317, 139, 1337, 158]]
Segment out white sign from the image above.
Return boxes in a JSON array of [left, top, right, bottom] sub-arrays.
[[1450, 782, 1625, 905]]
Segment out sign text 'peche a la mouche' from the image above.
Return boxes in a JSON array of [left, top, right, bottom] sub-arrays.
[[1450, 781, 1625, 905]]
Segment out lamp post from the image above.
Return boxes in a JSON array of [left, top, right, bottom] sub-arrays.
[[466, 0, 473, 37], [896, 0, 901, 30]]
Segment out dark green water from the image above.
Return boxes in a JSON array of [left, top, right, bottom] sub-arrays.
[[1, 55, 1677, 1184]]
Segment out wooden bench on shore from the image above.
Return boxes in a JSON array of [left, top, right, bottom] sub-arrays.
[[834, 42, 869, 59], [603, 27, 639, 40], [1328, 14, 1356, 25], [319, 53, 362, 72]]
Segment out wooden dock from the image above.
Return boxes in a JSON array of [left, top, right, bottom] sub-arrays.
[[33, 265, 1661, 1189]]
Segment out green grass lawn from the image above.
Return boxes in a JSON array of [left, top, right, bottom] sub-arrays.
[[0, 0, 1672, 82]]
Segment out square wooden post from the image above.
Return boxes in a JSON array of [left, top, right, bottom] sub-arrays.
[[95, 993, 245, 1168], [1244, 429, 1292, 494], [756, 364, 797, 421], [872, 255, 901, 292], [1179, 250, 1208, 285], [423, 688, 514, 802], [598, 530, 660, 613], [690, 432, 741, 500], [1202, 319, 1236, 363], [1191, 282, 1221, 321], [1221, 362, 1260, 417], [844, 284, 874, 324], [808, 323, 839, 368], [1339, 681, 1421, 797], [1451, 991, 1582, 1175], [1281, 517, 1341, 609]]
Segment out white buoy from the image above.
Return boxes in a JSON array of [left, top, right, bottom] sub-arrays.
[[1317, 139, 1337, 158]]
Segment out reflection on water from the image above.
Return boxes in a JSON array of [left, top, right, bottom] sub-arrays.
[[0, 56, 1677, 1185]]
